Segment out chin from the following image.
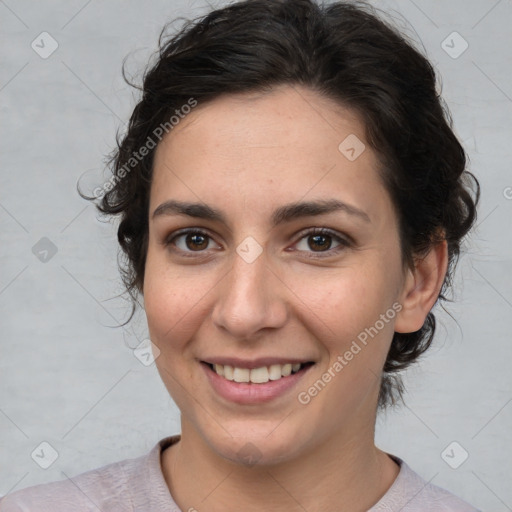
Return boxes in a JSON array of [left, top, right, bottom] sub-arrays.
[[199, 420, 306, 468]]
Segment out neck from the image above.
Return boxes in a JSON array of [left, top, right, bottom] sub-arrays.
[[162, 414, 399, 512]]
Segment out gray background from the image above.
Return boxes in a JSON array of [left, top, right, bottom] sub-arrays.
[[1, 0, 511, 509]]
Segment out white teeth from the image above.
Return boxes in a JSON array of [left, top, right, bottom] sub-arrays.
[[233, 367, 250, 383], [250, 366, 269, 383], [223, 365, 234, 381], [269, 364, 282, 380], [281, 363, 292, 377], [211, 362, 307, 383]]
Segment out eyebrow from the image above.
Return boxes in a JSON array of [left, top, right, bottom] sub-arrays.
[[152, 198, 371, 227]]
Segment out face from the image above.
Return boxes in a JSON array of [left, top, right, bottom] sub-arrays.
[[144, 85, 408, 466]]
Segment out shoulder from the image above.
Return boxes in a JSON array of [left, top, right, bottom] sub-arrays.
[[0, 436, 179, 512], [0, 458, 136, 512], [370, 456, 481, 512]]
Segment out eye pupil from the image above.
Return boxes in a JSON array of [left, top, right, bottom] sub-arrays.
[[309, 234, 331, 251], [187, 233, 208, 251]]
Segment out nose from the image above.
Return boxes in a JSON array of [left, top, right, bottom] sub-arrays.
[[210, 244, 288, 340]]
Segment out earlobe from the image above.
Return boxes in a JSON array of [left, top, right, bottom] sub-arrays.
[[394, 239, 448, 334]]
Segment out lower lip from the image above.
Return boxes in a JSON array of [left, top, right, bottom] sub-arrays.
[[201, 362, 313, 405]]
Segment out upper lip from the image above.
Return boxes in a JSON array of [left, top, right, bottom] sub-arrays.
[[201, 357, 315, 369]]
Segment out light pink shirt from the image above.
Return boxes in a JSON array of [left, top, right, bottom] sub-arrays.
[[0, 435, 480, 511]]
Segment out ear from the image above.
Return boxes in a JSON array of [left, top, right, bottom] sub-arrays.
[[394, 239, 448, 334]]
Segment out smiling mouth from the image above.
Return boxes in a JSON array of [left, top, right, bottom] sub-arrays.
[[202, 361, 315, 384]]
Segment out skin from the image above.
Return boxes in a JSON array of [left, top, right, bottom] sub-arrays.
[[143, 84, 448, 512]]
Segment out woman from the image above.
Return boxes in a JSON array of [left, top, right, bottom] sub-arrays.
[[1, 0, 481, 510]]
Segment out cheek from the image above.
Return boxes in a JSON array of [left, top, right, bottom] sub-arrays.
[[291, 262, 399, 375], [296, 263, 392, 329], [144, 271, 205, 400], [145, 287, 203, 351], [143, 254, 206, 352]]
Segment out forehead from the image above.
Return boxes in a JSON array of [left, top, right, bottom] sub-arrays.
[[158, 85, 368, 155], [150, 85, 392, 227]]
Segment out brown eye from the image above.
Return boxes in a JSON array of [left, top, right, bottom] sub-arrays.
[[308, 233, 332, 252], [184, 232, 209, 251], [165, 229, 218, 254], [294, 228, 351, 258]]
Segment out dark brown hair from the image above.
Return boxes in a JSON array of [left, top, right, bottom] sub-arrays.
[[80, 0, 480, 408]]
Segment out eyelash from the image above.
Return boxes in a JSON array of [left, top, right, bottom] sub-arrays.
[[164, 227, 352, 259]]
